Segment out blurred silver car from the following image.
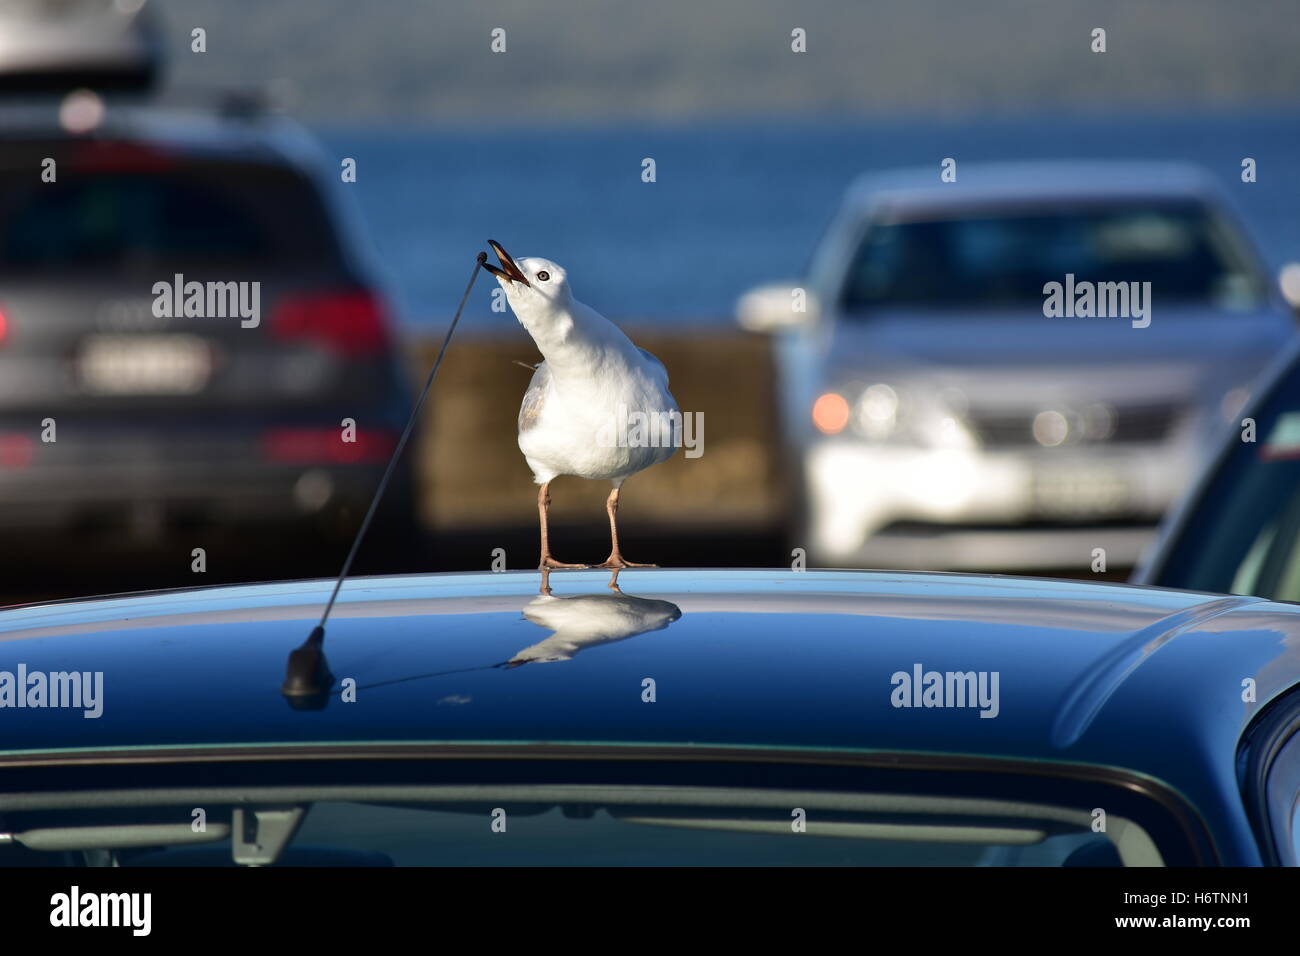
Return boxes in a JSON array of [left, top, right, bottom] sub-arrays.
[[739, 162, 1297, 571]]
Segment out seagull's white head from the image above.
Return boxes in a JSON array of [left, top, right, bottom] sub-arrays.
[[485, 239, 573, 326]]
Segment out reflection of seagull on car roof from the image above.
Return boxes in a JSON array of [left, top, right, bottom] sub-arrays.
[[506, 589, 682, 667], [485, 240, 679, 573]]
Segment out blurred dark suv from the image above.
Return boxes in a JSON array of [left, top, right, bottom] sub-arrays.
[[0, 104, 417, 567]]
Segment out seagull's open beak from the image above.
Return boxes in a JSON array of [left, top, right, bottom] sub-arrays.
[[484, 239, 531, 286]]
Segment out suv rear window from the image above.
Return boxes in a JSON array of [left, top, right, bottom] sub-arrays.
[[0, 157, 342, 274]]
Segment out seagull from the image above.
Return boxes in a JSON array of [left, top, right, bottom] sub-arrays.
[[484, 239, 679, 572]]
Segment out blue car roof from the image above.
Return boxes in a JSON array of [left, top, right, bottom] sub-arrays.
[[0, 569, 1294, 776]]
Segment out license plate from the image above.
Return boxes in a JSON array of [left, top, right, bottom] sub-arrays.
[[1031, 465, 1133, 518], [77, 335, 212, 395]]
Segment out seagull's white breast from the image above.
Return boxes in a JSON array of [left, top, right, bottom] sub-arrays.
[[515, 299, 679, 484]]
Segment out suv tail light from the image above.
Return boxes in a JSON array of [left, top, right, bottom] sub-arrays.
[[261, 427, 398, 465], [70, 140, 175, 172], [0, 305, 8, 346], [0, 434, 34, 469], [270, 289, 391, 357]]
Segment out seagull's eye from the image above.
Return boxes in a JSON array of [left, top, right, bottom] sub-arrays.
[[536, 270, 550, 282]]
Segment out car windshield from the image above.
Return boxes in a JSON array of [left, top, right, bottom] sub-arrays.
[[840, 201, 1266, 312], [1152, 357, 1300, 600], [0, 161, 341, 274]]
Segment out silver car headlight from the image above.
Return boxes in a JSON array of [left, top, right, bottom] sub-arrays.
[[811, 381, 977, 450], [855, 383, 901, 440]]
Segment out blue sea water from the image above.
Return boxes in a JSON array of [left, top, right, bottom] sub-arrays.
[[315, 112, 1300, 329]]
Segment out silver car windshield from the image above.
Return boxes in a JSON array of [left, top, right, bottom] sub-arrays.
[[841, 202, 1265, 312]]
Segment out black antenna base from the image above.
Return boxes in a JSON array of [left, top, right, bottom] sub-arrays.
[[282, 625, 334, 711]]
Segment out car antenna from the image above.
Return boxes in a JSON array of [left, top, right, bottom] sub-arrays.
[[282, 251, 488, 708]]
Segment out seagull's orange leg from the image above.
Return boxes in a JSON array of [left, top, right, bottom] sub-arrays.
[[597, 486, 657, 569], [538, 481, 587, 570]]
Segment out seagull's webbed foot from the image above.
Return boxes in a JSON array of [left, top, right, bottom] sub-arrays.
[[540, 555, 590, 570], [595, 554, 657, 570]]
